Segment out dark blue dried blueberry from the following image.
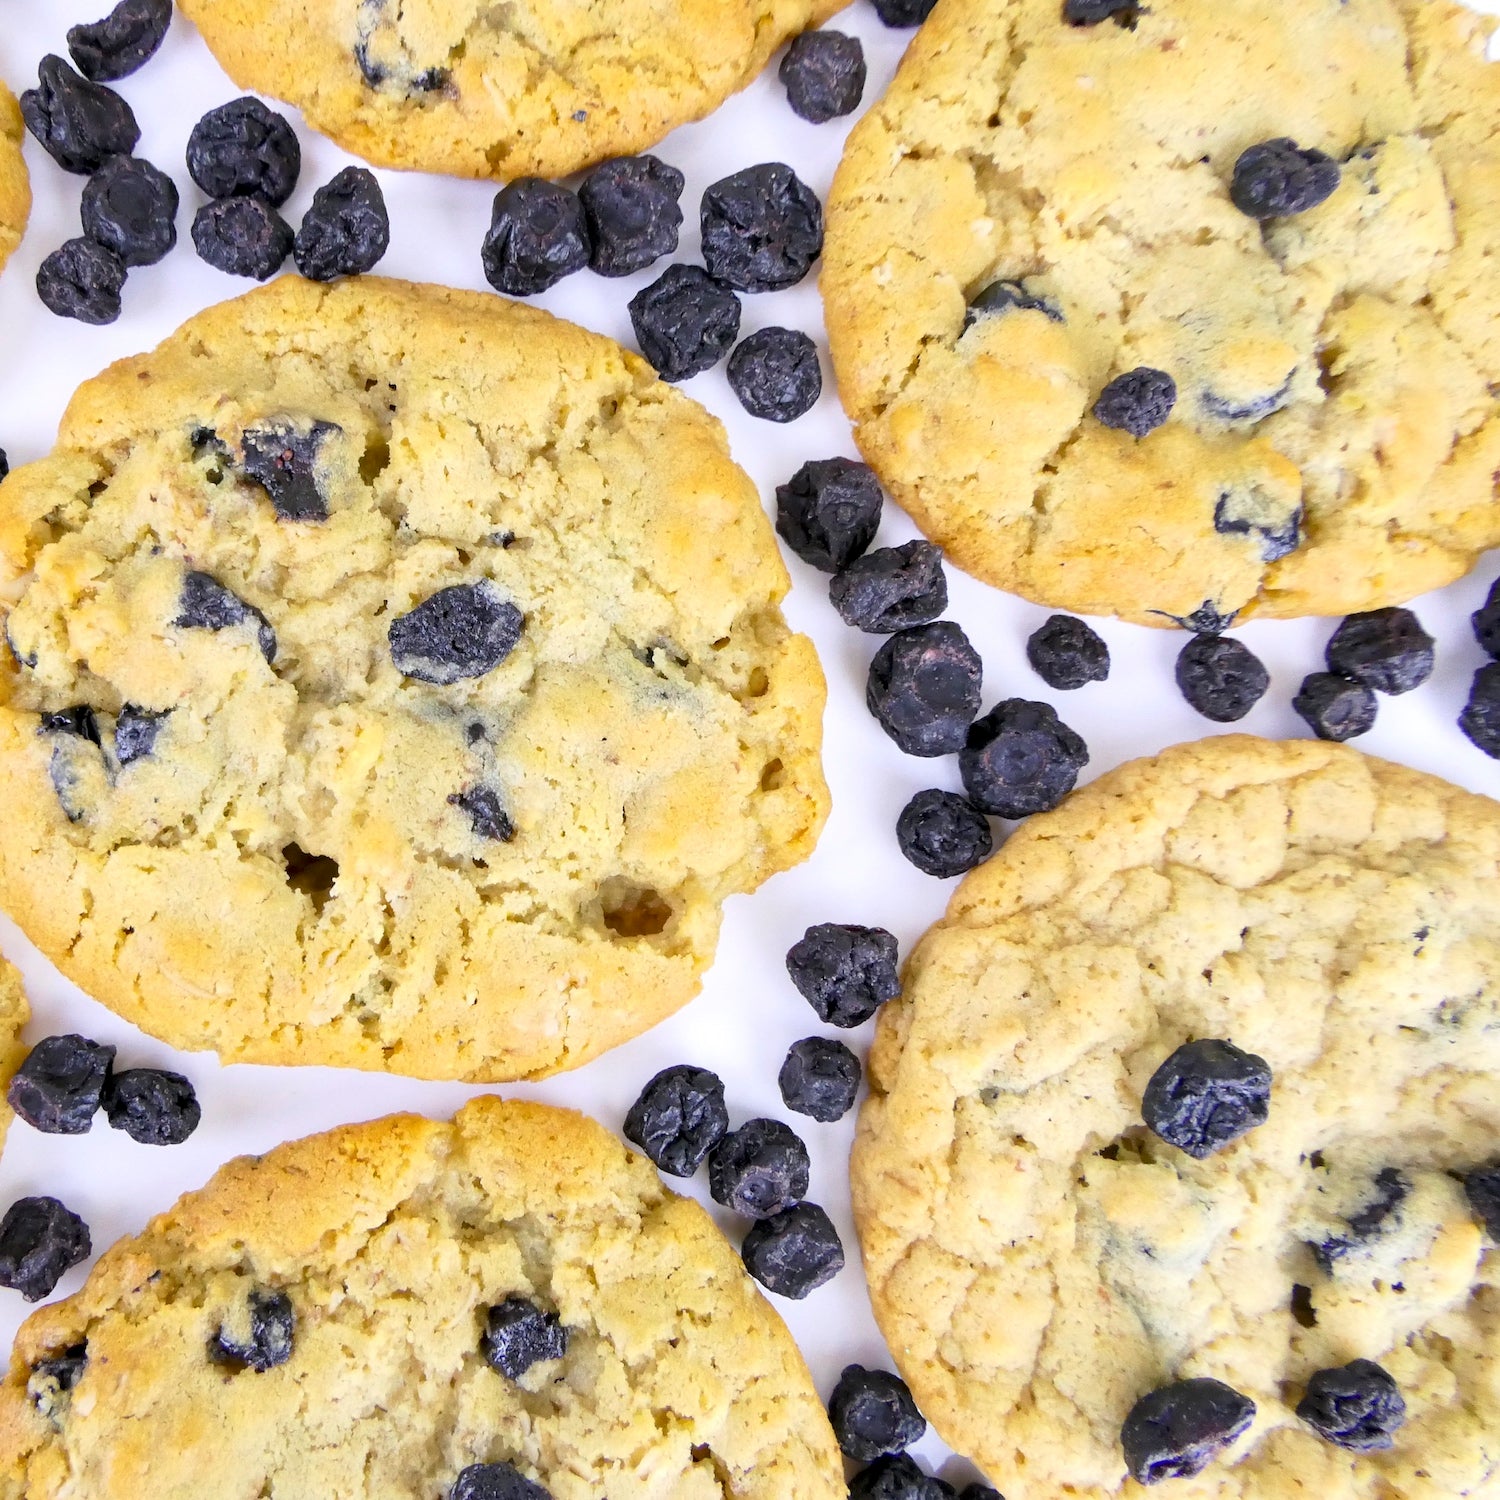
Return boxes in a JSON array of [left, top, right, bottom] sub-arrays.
[[775, 457, 882, 573], [0, 1198, 91, 1302], [1293, 672, 1376, 741], [1202, 372, 1295, 424], [726, 327, 822, 422], [175, 571, 276, 663], [778, 1038, 861, 1123], [1460, 662, 1500, 758], [192, 196, 294, 280], [1027, 614, 1109, 689], [7, 1034, 116, 1135], [779, 30, 866, 123], [831, 542, 947, 633], [293, 167, 390, 281], [848, 1454, 949, 1500], [1175, 635, 1269, 723], [0, 450, 8, 481], [1142, 1039, 1271, 1158], [113, 705, 167, 764], [964, 279, 1062, 330], [21, 56, 139, 174], [1296, 1361, 1405, 1451], [869, 0, 939, 25], [741, 1201, 843, 1297], [449, 785, 514, 842], [624, 1064, 729, 1177], [389, 581, 523, 685], [101, 1068, 200, 1145], [700, 163, 823, 293], [450, 1464, 551, 1500], [1159, 601, 1239, 635], [1325, 608, 1434, 695], [868, 621, 984, 757], [241, 420, 339, 522], [1472, 579, 1500, 660], [959, 698, 1088, 818], [187, 98, 301, 205], [578, 155, 683, 277], [27, 1343, 88, 1413], [1230, 138, 1340, 219], [1094, 367, 1176, 438], [68, 0, 172, 81], [1313, 1167, 1408, 1270], [36, 238, 126, 325], [708, 1119, 810, 1219], [482, 179, 591, 296], [628, 264, 741, 381], [829, 1364, 926, 1461], [81, 156, 179, 267], [1063, 0, 1140, 25], [39, 706, 102, 745], [897, 789, 992, 878], [212, 1288, 295, 1372], [1213, 489, 1302, 561], [482, 1298, 568, 1379], [960, 1488, 1002, 1500], [1463, 1162, 1500, 1239], [1121, 1378, 1255, 1484], [786, 922, 899, 1028]]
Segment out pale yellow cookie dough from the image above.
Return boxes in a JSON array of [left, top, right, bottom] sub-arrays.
[[0, 84, 30, 276], [0, 958, 31, 1152]]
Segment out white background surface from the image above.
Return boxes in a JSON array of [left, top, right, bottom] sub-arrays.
[[1, 1, 1498, 1489]]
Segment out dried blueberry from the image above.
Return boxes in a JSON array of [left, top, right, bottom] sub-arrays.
[[868, 622, 984, 757], [1064, 0, 1140, 24], [741, 1201, 843, 1297], [1313, 1167, 1409, 1270], [1175, 635, 1269, 723], [1230, 138, 1340, 219], [1293, 672, 1376, 741], [624, 1064, 729, 1177], [1212, 488, 1302, 560], [708, 1119, 810, 1219], [1325, 608, 1434, 695], [727, 327, 822, 422], [869, 0, 939, 25], [1121, 1378, 1255, 1484], [175, 571, 276, 663], [1202, 375, 1296, 425], [192, 196, 294, 280], [1296, 1361, 1405, 1451], [786, 923, 899, 1028], [101, 1067, 200, 1145], [39, 706, 102, 745], [897, 789, 993, 879], [1472, 579, 1500, 660], [1142, 1039, 1271, 1158], [776, 457, 882, 573], [449, 786, 514, 842], [80, 155, 179, 267], [36, 238, 126, 325], [187, 98, 300, 205], [778, 1038, 861, 1123], [114, 705, 167, 765], [1027, 615, 1109, 689], [27, 1342, 87, 1414], [482, 1298, 568, 1379], [1460, 662, 1500, 758], [700, 163, 823, 293], [389, 581, 523, 685], [0, 450, 8, 481], [293, 167, 389, 281], [1161, 601, 1239, 635], [848, 1454, 949, 1500], [829, 1364, 926, 1461], [779, 31, 866, 123], [831, 542, 947, 633], [1463, 1162, 1500, 1239], [68, 0, 172, 81], [241, 420, 339, 522], [578, 155, 683, 277], [0, 1198, 91, 1302], [959, 698, 1088, 818], [964, 278, 1062, 330], [628, 264, 741, 381], [7, 1034, 115, 1135], [1094, 367, 1176, 438], [450, 1464, 551, 1500], [960, 1488, 1001, 1500], [21, 56, 139, 174], [212, 1288, 295, 1371], [482, 179, 590, 296]]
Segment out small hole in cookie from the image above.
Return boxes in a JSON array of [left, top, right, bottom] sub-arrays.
[[599, 881, 672, 938], [282, 842, 339, 912], [359, 433, 390, 483], [759, 758, 785, 792], [745, 666, 769, 698], [1290, 1283, 1317, 1327]]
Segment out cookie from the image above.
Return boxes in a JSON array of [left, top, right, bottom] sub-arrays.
[[178, 0, 847, 180], [853, 736, 1500, 1497], [0, 276, 827, 1080], [0, 1096, 847, 1498], [0, 84, 31, 276], [823, 0, 1500, 625], [0, 960, 32, 1153]]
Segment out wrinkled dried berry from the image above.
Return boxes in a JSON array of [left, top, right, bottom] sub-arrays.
[[113, 705, 166, 764], [741, 1201, 843, 1297], [8, 1034, 114, 1135], [1094, 367, 1176, 438], [1231, 138, 1340, 219], [0, 1198, 91, 1302], [1461, 663, 1500, 758], [628, 264, 741, 381], [101, 1068, 200, 1145], [1175, 635, 1269, 722], [869, 622, 984, 757], [1122, 1378, 1255, 1484], [39, 706, 102, 745], [1463, 1162, 1500, 1239], [779, 30, 866, 123], [701, 163, 823, 293], [829, 1364, 926, 1461], [897, 789, 993, 878], [1163, 601, 1239, 635], [1325, 608, 1434, 695], [708, 1119, 810, 1219], [624, 1064, 728, 1176], [960, 698, 1088, 818], [36, 238, 126, 325], [1203, 376, 1295, 425], [1313, 1167, 1408, 1270], [175, 571, 277, 663], [578, 155, 683, 276], [389, 581, 523, 685], [870, 0, 939, 24], [776, 457, 882, 573], [727, 327, 822, 422], [80, 155, 178, 267], [27, 1342, 87, 1413], [1293, 672, 1376, 741], [21, 56, 139, 174], [778, 1038, 861, 1123], [1296, 1361, 1405, 1451], [1212, 488, 1302, 560], [1064, 0, 1141, 24], [241, 420, 339, 522], [964, 278, 1062, 330], [1472, 579, 1500, 660], [482, 179, 590, 296], [212, 1288, 295, 1371], [187, 98, 299, 204], [192, 197, 294, 280], [482, 1298, 568, 1379], [848, 1454, 949, 1500], [831, 542, 947, 633], [294, 166, 389, 280], [786, 923, 899, 1028], [68, 0, 172, 80], [1027, 614, 1109, 689], [449, 786, 514, 842], [450, 1464, 551, 1500], [1142, 1039, 1271, 1158]]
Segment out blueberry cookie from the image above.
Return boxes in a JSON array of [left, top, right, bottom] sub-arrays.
[[0, 1096, 847, 1498], [178, 0, 847, 180], [823, 0, 1500, 625], [0, 276, 827, 1080], [0, 960, 32, 1152], [853, 736, 1500, 1496], [0, 85, 31, 276]]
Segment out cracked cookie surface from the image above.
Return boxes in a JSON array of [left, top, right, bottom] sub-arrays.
[[0, 1096, 847, 1499], [853, 736, 1500, 1497], [0, 275, 828, 1080], [179, 0, 847, 180], [0, 85, 30, 277], [822, 0, 1500, 624]]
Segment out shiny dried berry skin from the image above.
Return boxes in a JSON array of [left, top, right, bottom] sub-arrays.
[[1472, 579, 1500, 660], [113, 706, 166, 764], [848, 1454, 948, 1500], [1175, 635, 1269, 722], [829, 1364, 926, 1461], [831, 542, 947, 633], [482, 179, 590, 296], [897, 789, 992, 878], [708, 1118, 810, 1219], [624, 1064, 728, 1176], [1027, 614, 1109, 689], [741, 1201, 843, 1298], [578, 155, 684, 276], [786, 923, 899, 1028], [81, 156, 178, 268], [965, 278, 1062, 331], [175, 570, 277, 662], [241, 420, 339, 522], [868, 621, 984, 757], [1064, 0, 1140, 24], [68, 0, 172, 81], [870, 0, 939, 24], [39, 706, 102, 745], [1325, 607, 1434, 695], [1296, 1361, 1405, 1451], [101, 1068, 201, 1145], [449, 785, 514, 842], [1461, 663, 1500, 758], [775, 457, 882, 573], [192, 197, 294, 280], [726, 327, 822, 422], [960, 1488, 1002, 1500], [700, 163, 823, 293], [960, 698, 1088, 818], [212, 1288, 295, 1371], [294, 167, 390, 281], [1121, 1378, 1255, 1484], [628, 264, 741, 381], [1464, 1161, 1500, 1238], [779, 31, 866, 123], [1094, 366, 1176, 437], [778, 1038, 861, 1123], [1293, 672, 1377, 741], [1141, 1038, 1271, 1158], [36, 238, 126, 325], [22, 56, 139, 174], [450, 1464, 552, 1500], [1314, 1166, 1408, 1270], [388, 581, 524, 684], [7, 1034, 116, 1135], [0, 1198, 91, 1302], [187, 98, 301, 205], [1231, 138, 1340, 219], [482, 1298, 568, 1379]]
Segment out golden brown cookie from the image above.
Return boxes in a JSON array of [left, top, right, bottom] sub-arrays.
[[0, 84, 31, 275], [0, 959, 31, 1153]]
